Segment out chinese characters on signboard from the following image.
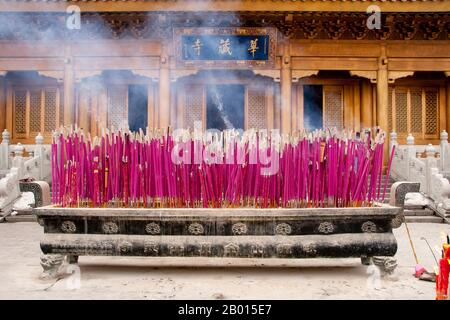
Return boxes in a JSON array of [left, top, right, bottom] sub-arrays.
[[174, 28, 276, 67], [182, 35, 269, 61]]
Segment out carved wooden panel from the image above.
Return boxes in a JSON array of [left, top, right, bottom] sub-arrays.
[[388, 86, 439, 140], [424, 89, 438, 136], [13, 90, 27, 135], [394, 88, 408, 134], [59, 90, 64, 127], [29, 90, 42, 134], [388, 87, 393, 133], [12, 86, 61, 140], [183, 84, 203, 129], [246, 87, 267, 129], [44, 89, 58, 133], [323, 86, 344, 130], [1, 12, 448, 41], [107, 85, 128, 130], [410, 88, 422, 134]]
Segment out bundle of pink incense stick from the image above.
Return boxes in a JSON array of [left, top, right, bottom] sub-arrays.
[[51, 126, 393, 208]]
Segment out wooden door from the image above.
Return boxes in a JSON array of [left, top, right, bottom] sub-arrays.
[[245, 85, 268, 129], [11, 85, 62, 142], [107, 85, 128, 130], [182, 84, 205, 129], [388, 86, 440, 142], [323, 85, 344, 130]]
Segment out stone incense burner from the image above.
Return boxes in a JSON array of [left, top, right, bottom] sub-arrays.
[[34, 200, 405, 279]]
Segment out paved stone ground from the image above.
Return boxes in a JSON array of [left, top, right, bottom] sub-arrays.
[[0, 221, 449, 299]]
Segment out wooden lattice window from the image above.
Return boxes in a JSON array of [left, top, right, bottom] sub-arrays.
[[246, 87, 267, 129], [107, 85, 128, 130], [183, 85, 204, 129], [12, 86, 61, 140], [323, 86, 344, 130], [388, 86, 439, 140]]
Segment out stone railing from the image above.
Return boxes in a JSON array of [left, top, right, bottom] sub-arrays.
[[0, 130, 51, 212], [390, 130, 450, 215], [0, 130, 51, 181]]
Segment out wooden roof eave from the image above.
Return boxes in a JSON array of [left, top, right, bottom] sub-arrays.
[[0, 0, 449, 13]]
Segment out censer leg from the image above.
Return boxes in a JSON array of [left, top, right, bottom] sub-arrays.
[[373, 256, 398, 275], [67, 255, 79, 264], [360, 256, 373, 266], [40, 254, 65, 280]]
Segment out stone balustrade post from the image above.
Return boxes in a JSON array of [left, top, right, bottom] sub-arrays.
[[440, 130, 448, 172], [424, 144, 437, 195], [12, 143, 25, 179], [35, 132, 45, 180], [389, 131, 398, 156], [406, 133, 415, 180], [0, 129, 10, 170]]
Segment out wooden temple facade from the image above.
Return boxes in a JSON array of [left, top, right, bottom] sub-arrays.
[[0, 0, 449, 147]]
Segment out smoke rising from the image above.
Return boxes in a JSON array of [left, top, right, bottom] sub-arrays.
[[0, 8, 280, 133]]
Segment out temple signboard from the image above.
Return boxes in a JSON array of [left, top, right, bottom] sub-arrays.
[[174, 27, 277, 68]]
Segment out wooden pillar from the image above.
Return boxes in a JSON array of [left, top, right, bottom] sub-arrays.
[[446, 80, 450, 134], [280, 41, 292, 134], [0, 77, 5, 134], [296, 85, 304, 131], [274, 83, 281, 130], [147, 83, 155, 129], [78, 84, 89, 132], [353, 83, 361, 132], [361, 80, 373, 129], [291, 85, 297, 131], [176, 83, 184, 129], [344, 85, 354, 130], [98, 86, 108, 132], [90, 90, 98, 137], [439, 84, 446, 133], [266, 84, 275, 130], [377, 47, 389, 166], [159, 44, 170, 129], [63, 53, 75, 126], [169, 82, 177, 128], [6, 82, 13, 135]]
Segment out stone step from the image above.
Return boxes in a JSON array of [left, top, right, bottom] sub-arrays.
[[405, 215, 445, 223], [4, 214, 37, 223], [404, 208, 434, 216]]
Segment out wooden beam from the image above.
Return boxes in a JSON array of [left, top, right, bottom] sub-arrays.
[[291, 57, 378, 71], [388, 58, 450, 72], [1, 1, 447, 13], [0, 58, 64, 70], [290, 41, 381, 58]]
